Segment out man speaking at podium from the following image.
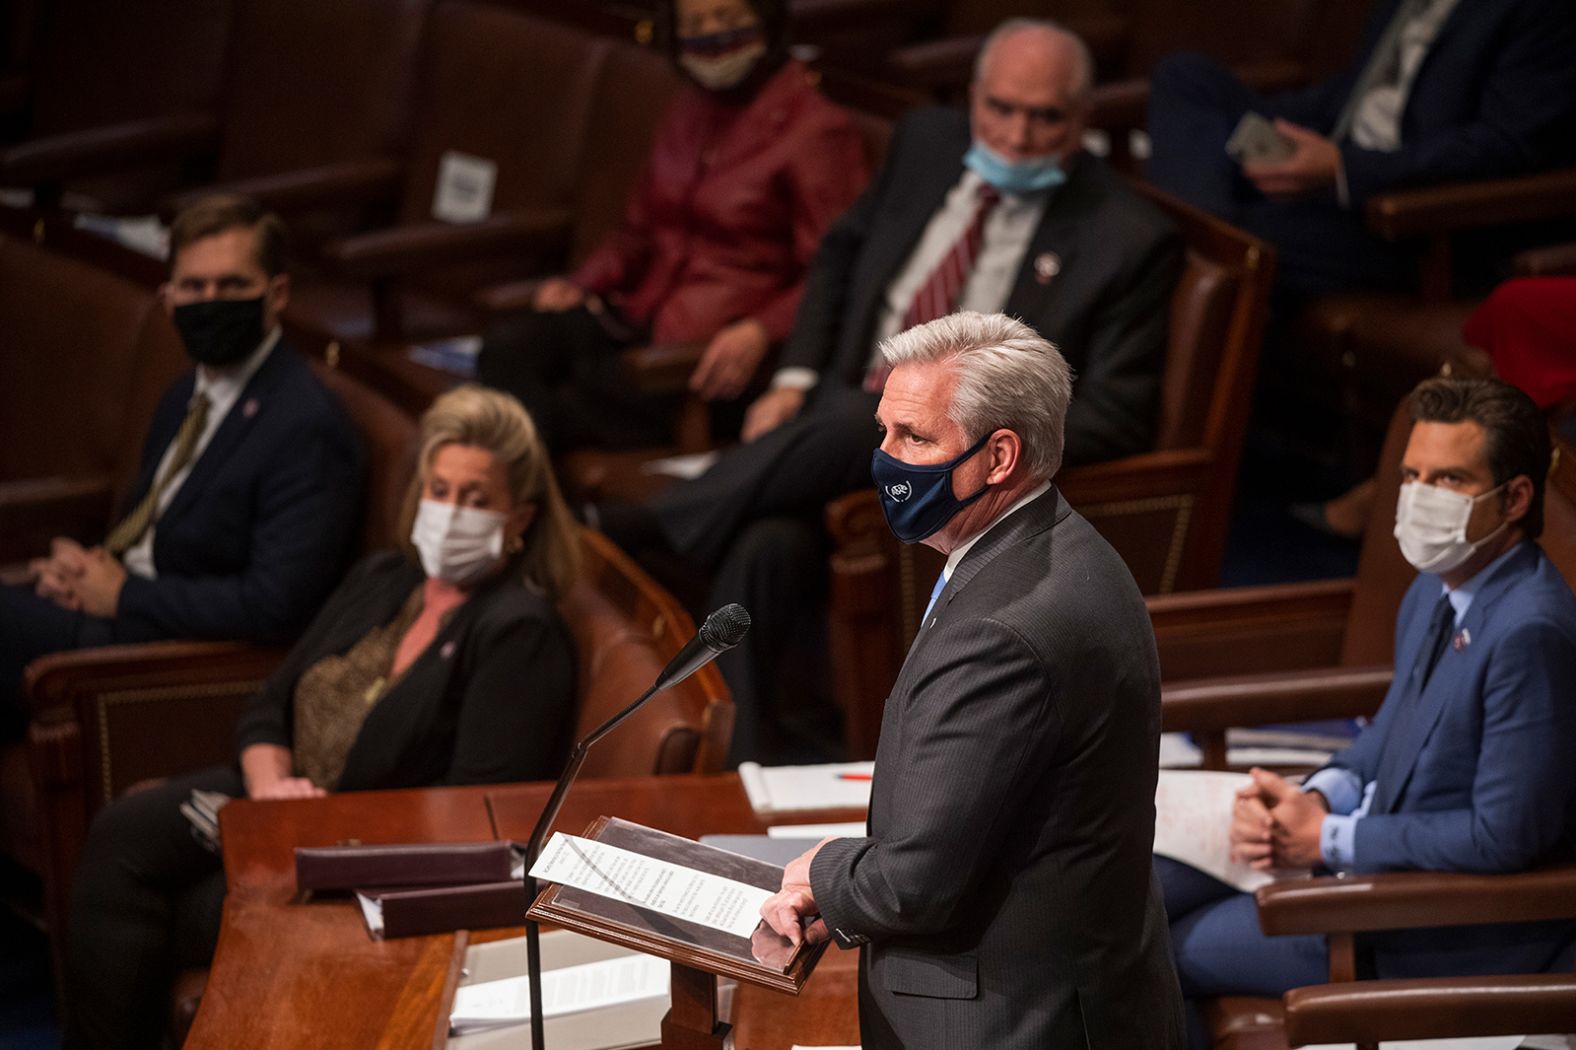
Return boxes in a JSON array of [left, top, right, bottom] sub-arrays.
[[761, 312, 1183, 1048]]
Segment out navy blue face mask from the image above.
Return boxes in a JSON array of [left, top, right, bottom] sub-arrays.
[[871, 432, 993, 543]]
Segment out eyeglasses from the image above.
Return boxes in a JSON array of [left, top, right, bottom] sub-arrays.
[[980, 94, 1069, 128]]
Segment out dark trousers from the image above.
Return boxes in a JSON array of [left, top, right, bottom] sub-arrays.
[[0, 584, 160, 741], [64, 766, 240, 1050], [1145, 53, 1412, 298], [474, 305, 676, 454]]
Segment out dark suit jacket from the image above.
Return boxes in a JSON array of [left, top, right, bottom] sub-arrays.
[[810, 489, 1184, 1049], [1323, 540, 1576, 977], [114, 340, 363, 644], [782, 107, 1182, 467], [1269, 0, 1576, 205], [233, 552, 575, 789]]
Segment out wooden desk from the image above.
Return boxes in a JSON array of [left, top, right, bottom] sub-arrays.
[[188, 775, 860, 1050]]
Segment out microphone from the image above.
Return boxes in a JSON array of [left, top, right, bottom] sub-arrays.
[[522, 604, 750, 1050], [653, 603, 752, 691]]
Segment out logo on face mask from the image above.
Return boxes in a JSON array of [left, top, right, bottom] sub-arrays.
[[871, 432, 993, 543], [1393, 480, 1509, 575]]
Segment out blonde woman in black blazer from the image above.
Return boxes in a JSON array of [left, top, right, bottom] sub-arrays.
[[64, 387, 580, 1050]]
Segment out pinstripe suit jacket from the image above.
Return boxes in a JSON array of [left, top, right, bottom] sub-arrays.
[[811, 488, 1184, 1048]]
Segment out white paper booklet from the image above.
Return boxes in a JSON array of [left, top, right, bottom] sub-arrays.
[[737, 761, 875, 816], [1153, 770, 1308, 893], [1302, 1038, 1524, 1050], [529, 833, 772, 939], [450, 953, 668, 1033]]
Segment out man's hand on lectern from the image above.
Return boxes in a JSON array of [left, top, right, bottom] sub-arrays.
[[760, 836, 838, 947]]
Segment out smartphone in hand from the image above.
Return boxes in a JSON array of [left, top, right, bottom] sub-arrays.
[[1226, 112, 1294, 164]]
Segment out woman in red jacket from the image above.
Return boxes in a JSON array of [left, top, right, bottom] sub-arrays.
[[476, 0, 869, 452]]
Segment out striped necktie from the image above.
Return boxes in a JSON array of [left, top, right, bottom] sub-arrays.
[[865, 184, 1002, 393], [105, 393, 211, 557]]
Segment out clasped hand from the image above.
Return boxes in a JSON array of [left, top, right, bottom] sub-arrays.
[[30, 538, 127, 618], [1240, 119, 1342, 200], [1229, 767, 1328, 871], [759, 836, 836, 947]]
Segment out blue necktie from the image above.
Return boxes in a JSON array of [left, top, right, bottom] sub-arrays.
[[923, 571, 947, 623], [1370, 595, 1455, 814]]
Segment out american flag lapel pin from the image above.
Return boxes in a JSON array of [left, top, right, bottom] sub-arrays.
[[440, 640, 457, 660], [1452, 628, 1470, 652], [1033, 252, 1061, 285], [242, 397, 259, 419]]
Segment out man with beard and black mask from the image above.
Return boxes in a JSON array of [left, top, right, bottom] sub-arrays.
[[0, 194, 363, 740]]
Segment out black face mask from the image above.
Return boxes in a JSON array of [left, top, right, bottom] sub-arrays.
[[173, 296, 266, 367]]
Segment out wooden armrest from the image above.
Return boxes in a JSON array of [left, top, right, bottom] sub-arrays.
[[1513, 241, 1576, 277], [1366, 168, 1576, 241], [1146, 578, 1355, 681], [0, 111, 219, 187], [319, 209, 574, 278], [622, 341, 706, 396], [1162, 664, 1392, 733], [0, 475, 115, 562], [1255, 865, 1576, 937], [473, 278, 543, 316], [157, 158, 402, 224], [1284, 973, 1576, 1046], [25, 639, 284, 721]]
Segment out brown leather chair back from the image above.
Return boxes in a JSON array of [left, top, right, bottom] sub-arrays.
[[0, 234, 187, 492], [215, 0, 429, 181], [308, 361, 419, 553], [564, 36, 682, 266], [1149, 219, 1244, 452], [562, 528, 732, 777], [25, 0, 229, 136], [1541, 440, 1576, 592]]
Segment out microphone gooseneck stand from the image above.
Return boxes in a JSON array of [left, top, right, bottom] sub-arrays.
[[520, 604, 750, 1050]]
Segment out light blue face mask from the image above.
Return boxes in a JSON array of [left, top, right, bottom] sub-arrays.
[[964, 141, 1066, 195]]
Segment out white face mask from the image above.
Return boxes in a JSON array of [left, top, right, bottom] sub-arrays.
[[1393, 480, 1507, 575], [410, 498, 508, 586], [677, 37, 766, 91]]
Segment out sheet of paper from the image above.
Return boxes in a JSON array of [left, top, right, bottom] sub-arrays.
[[432, 150, 497, 223], [450, 953, 669, 1033], [1153, 770, 1308, 893], [639, 451, 719, 480], [356, 892, 384, 937], [766, 822, 867, 839], [737, 761, 874, 815], [530, 833, 772, 939]]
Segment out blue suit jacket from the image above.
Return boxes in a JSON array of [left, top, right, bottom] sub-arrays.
[[1324, 540, 1576, 976], [113, 341, 364, 645], [1269, 0, 1576, 205]]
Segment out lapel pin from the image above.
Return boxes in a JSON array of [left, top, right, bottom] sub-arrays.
[[1033, 252, 1061, 284], [1452, 629, 1470, 652], [242, 397, 259, 419], [440, 640, 457, 660]]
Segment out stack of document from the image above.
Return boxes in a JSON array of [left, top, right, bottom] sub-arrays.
[[450, 953, 669, 1035], [737, 761, 874, 817]]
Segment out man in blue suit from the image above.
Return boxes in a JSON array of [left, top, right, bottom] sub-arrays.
[[0, 195, 364, 738], [1159, 375, 1576, 1049], [1146, 0, 1576, 295]]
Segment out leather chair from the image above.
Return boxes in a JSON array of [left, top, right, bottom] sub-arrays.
[[279, 2, 676, 346], [1149, 410, 1576, 1050], [18, 358, 414, 992], [0, 0, 231, 210], [0, 232, 188, 567], [0, 0, 427, 225], [822, 183, 1276, 757]]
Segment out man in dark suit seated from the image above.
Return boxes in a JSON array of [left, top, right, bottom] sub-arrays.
[[1145, 0, 1576, 296], [1158, 376, 1576, 1050], [607, 17, 1181, 763], [760, 311, 1184, 1049], [0, 194, 365, 739]]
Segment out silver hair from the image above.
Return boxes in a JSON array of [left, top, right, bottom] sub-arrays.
[[973, 18, 1095, 101], [880, 312, 1073, 480]]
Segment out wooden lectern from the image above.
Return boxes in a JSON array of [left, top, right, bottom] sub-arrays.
[[527, 817, 826, 1049]]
